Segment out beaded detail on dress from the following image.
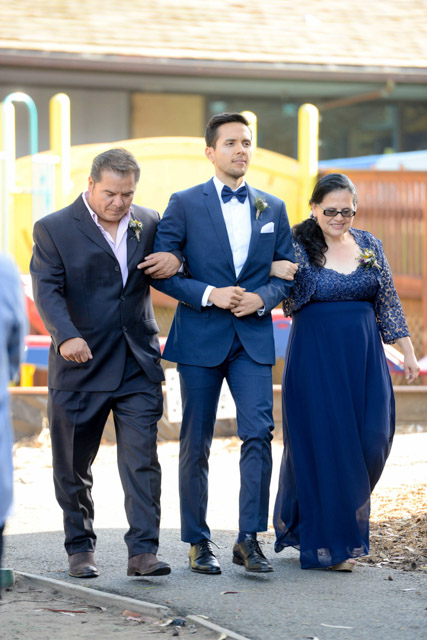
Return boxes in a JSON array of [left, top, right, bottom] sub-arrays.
[[282, 228, 409, 344]]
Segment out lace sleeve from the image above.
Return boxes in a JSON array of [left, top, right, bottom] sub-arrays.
[[372, 236, 410, 344], [282, 240, 317, 317]]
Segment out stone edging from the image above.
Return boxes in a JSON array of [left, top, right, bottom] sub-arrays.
[[15, 571, 252, 640]]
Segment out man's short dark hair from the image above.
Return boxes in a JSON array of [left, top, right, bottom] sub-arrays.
[[205, 112, 250, 148], [90, 148, 141, 184]]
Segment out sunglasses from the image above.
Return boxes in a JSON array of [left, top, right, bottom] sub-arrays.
[[317, 206, 356, 218]]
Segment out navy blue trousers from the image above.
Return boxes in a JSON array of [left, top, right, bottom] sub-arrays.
[[178, 334, 274, 543]]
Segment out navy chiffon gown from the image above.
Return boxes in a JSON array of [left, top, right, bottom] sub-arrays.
[[273, 229, 410, 569]]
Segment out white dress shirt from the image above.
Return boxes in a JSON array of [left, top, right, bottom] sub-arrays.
[[82, 192, 131, 287], [202, 176, 252, 306]]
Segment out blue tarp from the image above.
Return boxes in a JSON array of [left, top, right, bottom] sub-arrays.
[[319, 149, 427, 171]]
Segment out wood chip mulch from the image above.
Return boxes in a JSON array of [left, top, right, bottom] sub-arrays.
[[359, 483, 427, 572]]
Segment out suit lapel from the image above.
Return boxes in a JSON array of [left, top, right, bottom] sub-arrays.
[[73, 197, 116, 260], [126, 224, 140, 266], [237, 185, 262, 280], [126, 210, 151, 289], [203, 179, 235, 274]]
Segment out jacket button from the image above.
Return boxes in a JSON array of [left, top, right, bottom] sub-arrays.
[[123, 326, 127, 332], [121, 295, 125, 301], [115, 266, 120, 272]]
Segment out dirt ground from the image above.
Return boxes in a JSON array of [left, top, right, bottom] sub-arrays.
[[0, 574, 218, 640]]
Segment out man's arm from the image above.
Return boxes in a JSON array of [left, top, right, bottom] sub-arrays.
[[150, 193, 218, 310], [254, 201, 295, 310], [30, 221, 92, 360], [233, 202, 295, 317]]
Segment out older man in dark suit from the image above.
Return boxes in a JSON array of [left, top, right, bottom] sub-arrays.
[[30, 148, 180, 579]]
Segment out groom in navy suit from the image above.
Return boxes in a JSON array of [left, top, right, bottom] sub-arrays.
[[152, 113, 295, 574]]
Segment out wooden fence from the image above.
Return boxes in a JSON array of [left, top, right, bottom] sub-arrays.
[[334, 171, 427, 356]]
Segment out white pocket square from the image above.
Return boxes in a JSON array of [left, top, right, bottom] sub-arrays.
[[260, 222, 274, 233]]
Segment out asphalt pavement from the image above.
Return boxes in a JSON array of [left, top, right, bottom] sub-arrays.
[[3, 434, 427, 640], [3, 527, 426, 640]]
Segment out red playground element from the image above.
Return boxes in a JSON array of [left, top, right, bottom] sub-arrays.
[[21, 276, 425, 377]]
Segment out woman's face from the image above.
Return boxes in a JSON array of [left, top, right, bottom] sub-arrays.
[[311, 189, 356, 240]]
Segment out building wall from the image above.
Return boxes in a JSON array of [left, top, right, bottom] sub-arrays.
[[0, 86, 130, 158], [2, 78, 427, 163], [132, 93, 205, 138]]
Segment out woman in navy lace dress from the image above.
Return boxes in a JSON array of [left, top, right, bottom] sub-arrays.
[[272, 173, 420, 571]]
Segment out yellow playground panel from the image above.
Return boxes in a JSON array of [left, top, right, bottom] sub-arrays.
[[1, 94, 319, 273]]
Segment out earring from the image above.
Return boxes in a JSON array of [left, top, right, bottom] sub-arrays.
[[309, 213, 318, 224]]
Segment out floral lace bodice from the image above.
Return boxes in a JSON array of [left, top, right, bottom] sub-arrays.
[[282, 228, 409, 344], [312, 265, 378, 302]]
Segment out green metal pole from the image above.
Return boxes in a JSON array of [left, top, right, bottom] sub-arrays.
[[3, 92, 38, 156]]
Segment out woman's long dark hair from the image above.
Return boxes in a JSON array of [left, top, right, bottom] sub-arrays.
[[293, 173, 357, 267]]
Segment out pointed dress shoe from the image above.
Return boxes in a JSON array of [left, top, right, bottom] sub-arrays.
[[189, 540, 221, 574], [127, 553, 171, 576], [232, 536, 273, 573], [68, 552, 99, 578]]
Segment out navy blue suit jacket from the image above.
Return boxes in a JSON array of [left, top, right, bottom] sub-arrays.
[[153, 179, 295, 366], [30, 196, 164, 390]]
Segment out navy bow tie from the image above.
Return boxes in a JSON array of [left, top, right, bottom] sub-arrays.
[[221, 184, 248, 204]]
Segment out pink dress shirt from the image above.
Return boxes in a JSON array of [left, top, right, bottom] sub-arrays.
[[82, 192, 131, 287]]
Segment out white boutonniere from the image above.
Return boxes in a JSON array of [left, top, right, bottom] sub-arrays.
[[358, 248, 381, 270], [254, 195, 269, 220], [129, 217, 143, 242]]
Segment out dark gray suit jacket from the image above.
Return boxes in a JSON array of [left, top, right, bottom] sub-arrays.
[[30, 195, 164, 390]]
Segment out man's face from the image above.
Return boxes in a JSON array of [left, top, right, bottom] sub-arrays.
[[87, 170, 136, 224], [205, 122, 253, 185]]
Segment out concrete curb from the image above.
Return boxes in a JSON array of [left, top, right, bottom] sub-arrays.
[[16, 571, 171, 617], [15, 571, 253, 640], [187, 615, 252, 640]]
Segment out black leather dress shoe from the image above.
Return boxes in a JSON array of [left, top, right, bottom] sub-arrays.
[[189, 540, 221, 574], [232, 536, 273, 573]]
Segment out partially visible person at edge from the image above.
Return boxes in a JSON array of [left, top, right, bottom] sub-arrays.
[[30, 148, 181, 580], [271, 173, 420, 572], [0, 254, 26, 590]]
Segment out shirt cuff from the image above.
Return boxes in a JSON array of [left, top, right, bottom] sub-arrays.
[[202, 285, 215, 307], [257, 307, 266, 316]]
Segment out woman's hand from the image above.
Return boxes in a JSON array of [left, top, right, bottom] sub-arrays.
[[403, 352, 421, 383], [270, 260, 298, 280], [396, 336, 421, 383]]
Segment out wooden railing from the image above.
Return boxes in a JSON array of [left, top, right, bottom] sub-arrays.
[[322, 170, 427, 355]]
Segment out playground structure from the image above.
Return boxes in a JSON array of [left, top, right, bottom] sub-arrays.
[[0, 93, 319, 274], [0, 91, 320, 386], [1, 92, 426, 388]]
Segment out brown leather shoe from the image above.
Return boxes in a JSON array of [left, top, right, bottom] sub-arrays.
[[68, 552, 99, 578], [127, 553, 171, 577]]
